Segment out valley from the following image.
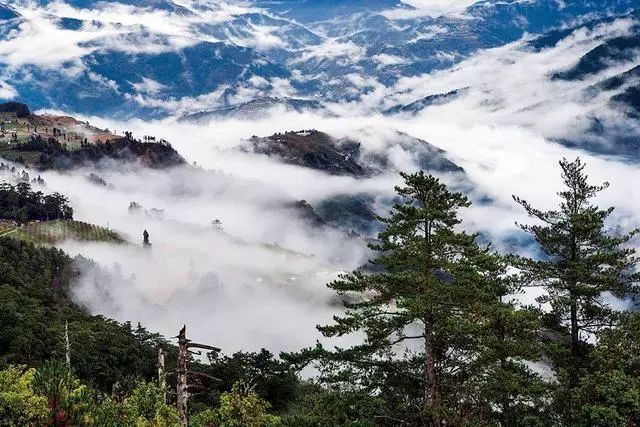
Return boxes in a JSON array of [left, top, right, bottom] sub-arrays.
[[0, 1, 640, 426]]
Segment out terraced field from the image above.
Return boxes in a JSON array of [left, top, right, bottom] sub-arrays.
[[0, 220, 124, 245]]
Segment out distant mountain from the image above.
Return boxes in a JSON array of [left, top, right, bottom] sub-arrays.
[[553, 35, 640, 81], [530, 11, 640, 157], [314, 193, 380, 235], [245, 129, 463, 177], [8, 39, 291, 119], [0, 0, 637, 118], [246, 128, 463, 235], [0, 3, 21, 38], [0, 3, 19, 20], [299, 0, 639, 101], [248, 130, 370, 176], [35, 0, 191, 13], [181, 97, 326, 122], [384, 89, 466, 115], [253, 0, 400, 21]]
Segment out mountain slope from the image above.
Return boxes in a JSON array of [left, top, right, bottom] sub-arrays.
[[245, 129, 463, 176], [182, 97, 326, 121]]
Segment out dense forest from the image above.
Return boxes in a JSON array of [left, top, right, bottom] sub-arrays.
[[2, 158, 640, 426], [0, 182, 73, 223]]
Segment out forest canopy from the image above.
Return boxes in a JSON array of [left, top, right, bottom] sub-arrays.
[[0, 182, 73, 223]]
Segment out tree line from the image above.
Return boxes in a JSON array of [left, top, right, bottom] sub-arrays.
[[1, 158, 640, 426], [285, 157, 640, 425], [0, 182, 73, 223]]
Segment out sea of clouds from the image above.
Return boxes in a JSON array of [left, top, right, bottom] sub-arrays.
[[1, 0, 639, 353]]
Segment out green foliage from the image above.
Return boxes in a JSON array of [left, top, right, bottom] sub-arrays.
[[512, 158, 640, 423], [191, 409, 218, 427], [0, 363, 178, 427], [291, 171, 543, 425], [282, 383, 380, 427], [0, 237, 171, 392], [191, 382, 281, 427], [561, 312, 640, 426], [204, 349, 298, 412], [2, 159, 640, 426], [0, 182, 73, 223], [33, 359, 77, 426], [9, 220, 123, 245], [0, 366, 48, 426], [123, 381, 179, 427], [215, 382, 281, 427]]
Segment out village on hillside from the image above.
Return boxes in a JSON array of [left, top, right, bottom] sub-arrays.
[[0, 102, 119, 162]]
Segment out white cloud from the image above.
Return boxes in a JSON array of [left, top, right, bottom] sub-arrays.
[[382, 0, 479, 19], [26, 83, 640, 352], [295, 39, 365, 64], [408, 25, 449, 44], [0, 13, 92, 68], [3, 0, 640, 354], [364, 15, 640, 141], [372, 53, 408, 67], [0, 79, 18, 99], [235, 23, 288, 50], [2, 0, 294, 70], [0, 4, 203, 70], [131, 77, 168, 95]]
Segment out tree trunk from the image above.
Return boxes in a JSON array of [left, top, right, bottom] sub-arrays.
[[64, 320, 70, 370], [421, 216, 439, 426], [424, 314, 438, 426], [570, 297, 580, 386], [158, 347, 166, 404], [177, 326, 189, 427], [569, 225, 580, 386], [496, 305, 511, 426]]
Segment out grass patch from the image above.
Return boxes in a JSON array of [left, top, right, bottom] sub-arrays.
[[0, 220, 124, 245]]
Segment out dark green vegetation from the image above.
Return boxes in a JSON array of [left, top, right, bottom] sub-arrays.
[[0, 102, 186, 170], [285, 158, 640, 426], [0, 101, 30, 118], [0, 237, 297, 426], [2, 158, 640, 426], [0, 182, 72, 223], [10, 134, 185, 170], [0, 238, 161, 389]]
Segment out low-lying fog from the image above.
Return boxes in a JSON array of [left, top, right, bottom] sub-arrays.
[[19, 109, 636, 354], [20, 20, 640, 353]]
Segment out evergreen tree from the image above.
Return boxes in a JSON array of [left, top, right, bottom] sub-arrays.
[[469, 272, 547, 425], [575, 312, 640, 425], [512, 158, 639, 385], [295, 172, 536, 425], [33, 359, 76, 427]]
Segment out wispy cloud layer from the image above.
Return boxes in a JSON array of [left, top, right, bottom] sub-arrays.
[[383, 0, 479, 19]]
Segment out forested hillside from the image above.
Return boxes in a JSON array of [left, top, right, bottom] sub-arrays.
[[2, 1, 640, 425], [1, 159, 640, 426], [0, 182, 72, 223]]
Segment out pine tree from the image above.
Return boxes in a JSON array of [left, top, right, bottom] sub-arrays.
[[512, 158, 639, 385], [299, 171, 533, 425], [470, 271, 546, 425]]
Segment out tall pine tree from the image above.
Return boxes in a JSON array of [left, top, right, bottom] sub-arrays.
[[512, 158, 639, 386], [296, 172, 540, 425]]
